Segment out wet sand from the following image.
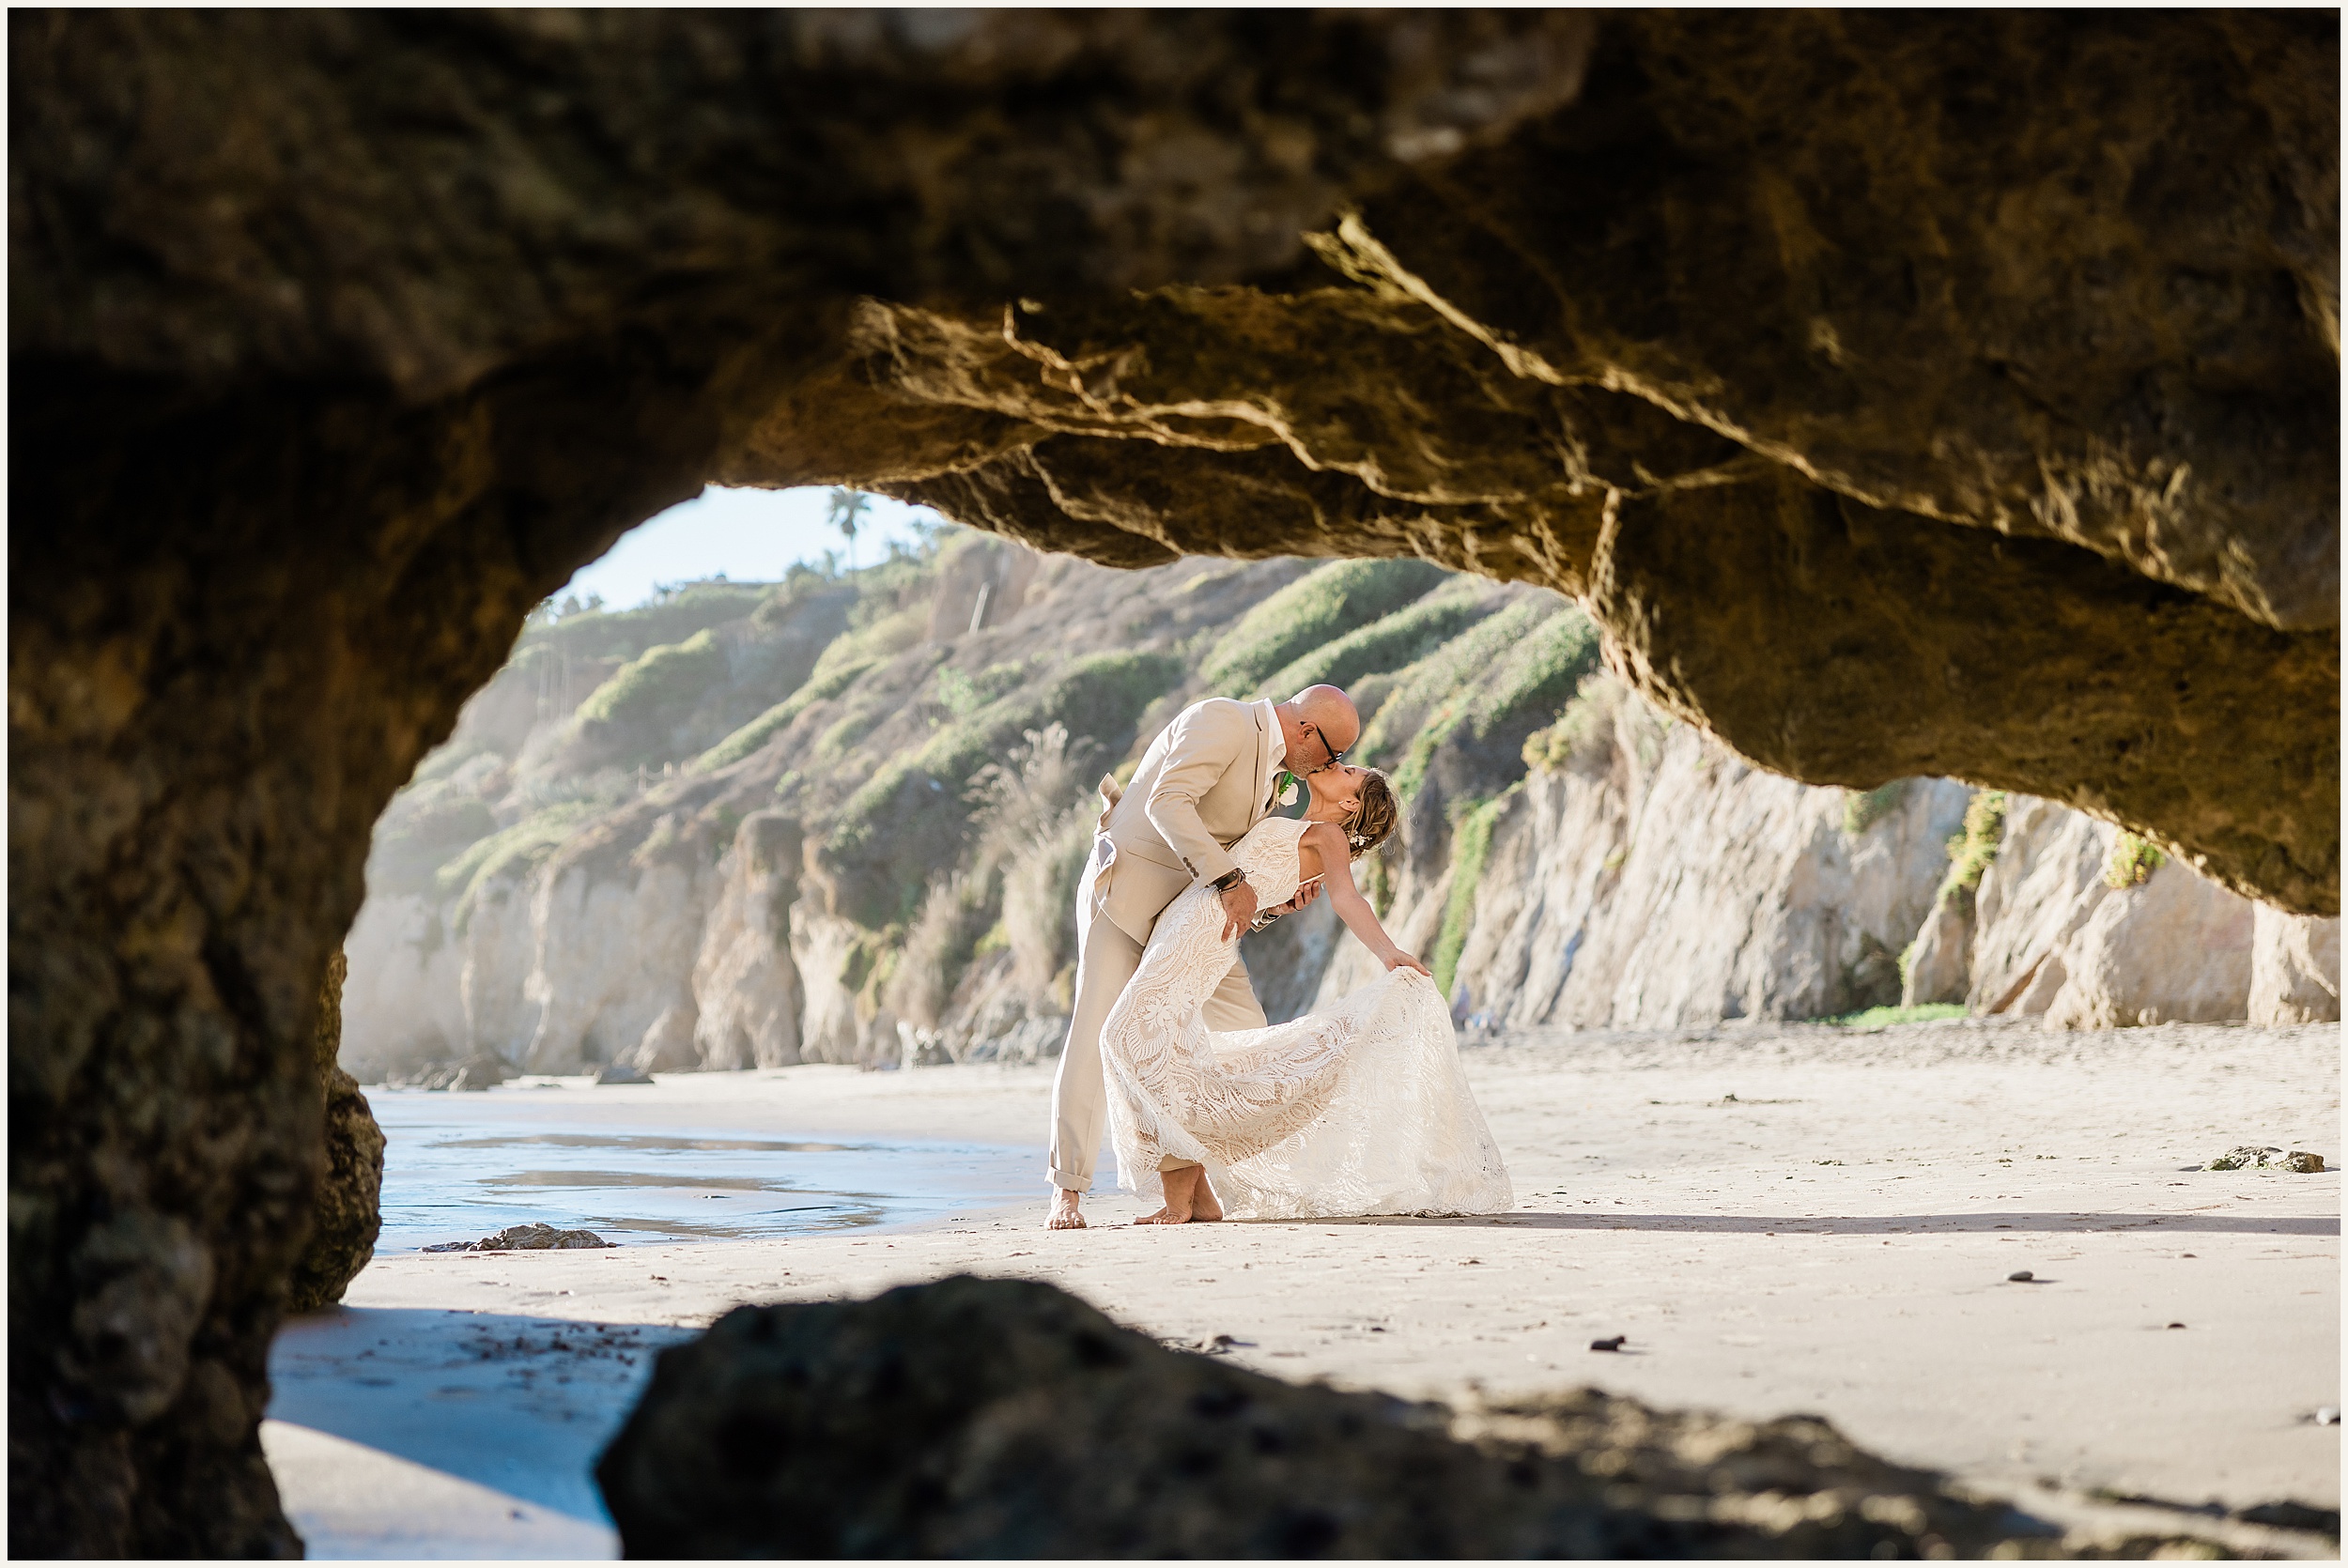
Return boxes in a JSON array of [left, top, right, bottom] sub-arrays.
[[269, 1018, 2340, 1558]]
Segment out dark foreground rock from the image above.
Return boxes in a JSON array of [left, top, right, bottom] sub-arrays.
[[285, 952, 385, 1314], [595, 1275, 2217, 1559]]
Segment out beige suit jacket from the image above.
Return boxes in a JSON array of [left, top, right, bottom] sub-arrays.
[[1089, 698, 1275, 945]]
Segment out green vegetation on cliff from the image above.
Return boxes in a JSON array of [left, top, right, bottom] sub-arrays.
[[1942, 791, 2008, 901], [1202, 558, 1447, 697], [693, 656, 876, 774], [522, 579, 769, 657], [1259, 576, 1496, 698], [438, 803, 600, 931], [1431, 791, 1512, 1000], [2104, 831, 2167, 889], [576, 629, 728, 731], [1824, 1003, 1967, 1030], [823, 650, 1185, 929], [1522, 672, 1628, 776], [1390, 608, 1600, 802], [1842, 781, 1909, 837]]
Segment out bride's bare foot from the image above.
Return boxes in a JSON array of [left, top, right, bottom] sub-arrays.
[[1191, 1170, 1225, 1222], [1046, 1188, 1086, 1230], [1135, 1165, 1201, 1224]]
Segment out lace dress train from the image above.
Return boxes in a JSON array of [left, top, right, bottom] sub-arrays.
[[1097, 816, 1513, 1219]]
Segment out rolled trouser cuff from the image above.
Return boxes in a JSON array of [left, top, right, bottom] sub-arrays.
[[1048, 1167, 1090, 1193]]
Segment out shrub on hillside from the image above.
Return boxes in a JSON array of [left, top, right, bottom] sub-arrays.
[[2103, 831, 2167, 889], [1944, 790, 2007, 898], [1004, 808, 1093, 1004], [812, 605, 928, 684], [936, 660, 1031, 721], [1522, 672, 1630, 776], [521, 580, 769, 664], [888, 871, 996, 1029], [691, 657, 878, 774], [820, 653, 1182, 930], [1257, 576, 1495, 698], [438, 803, 600, 931], [574, 629, 729, 735], [1200, 558, 1447, 697], [1381, 603, 1601, 802], [888, 725, 1102, 1026], [1356, 601, 1549, 769]]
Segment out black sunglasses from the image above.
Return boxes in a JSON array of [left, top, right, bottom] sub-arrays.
[[1301, 722, 1348, 771]]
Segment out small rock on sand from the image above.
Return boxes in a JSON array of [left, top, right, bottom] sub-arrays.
[[423, 1222, 613, 1253], [2007, 1270, 2033, 1283], [597, 1063, 656, 1085], [2204, 1145, 2325, 1172]]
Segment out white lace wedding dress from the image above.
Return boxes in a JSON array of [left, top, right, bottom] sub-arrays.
[[1098, 815, 1513, 1219]]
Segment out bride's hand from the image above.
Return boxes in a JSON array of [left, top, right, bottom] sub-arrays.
[[1383, 948, 1433, 978]]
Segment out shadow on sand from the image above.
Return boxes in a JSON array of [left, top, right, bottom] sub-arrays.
[[268, 1305, 696, 1524], [1287, 1211, 2340, 1236]]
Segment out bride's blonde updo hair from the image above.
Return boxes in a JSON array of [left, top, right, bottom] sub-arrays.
[[1342, 769, 1400, 860]]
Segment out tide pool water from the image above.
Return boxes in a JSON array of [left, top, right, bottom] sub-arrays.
[[369, 1083, 1036, 1251]]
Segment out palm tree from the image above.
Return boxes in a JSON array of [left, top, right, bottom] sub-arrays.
[[826, 488, 872, 572]]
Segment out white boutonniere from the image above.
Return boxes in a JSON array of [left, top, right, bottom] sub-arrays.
[[1274, 770, 1300, 807]]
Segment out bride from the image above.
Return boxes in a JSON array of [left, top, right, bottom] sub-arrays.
[[1097, 762, 1513, 1224]]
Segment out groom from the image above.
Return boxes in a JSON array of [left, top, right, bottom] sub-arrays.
[[1046, 684, 1362, 1229]]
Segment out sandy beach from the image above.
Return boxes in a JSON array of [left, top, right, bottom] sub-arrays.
[[269, 1018, 2340, 1558]]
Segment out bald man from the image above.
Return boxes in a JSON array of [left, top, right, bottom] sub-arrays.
[[1047, 684, 1361, 1229]]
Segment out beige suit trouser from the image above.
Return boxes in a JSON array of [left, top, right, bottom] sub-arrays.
[[1047, 888, 1265, 1192]]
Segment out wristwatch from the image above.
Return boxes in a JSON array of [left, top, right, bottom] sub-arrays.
[[1207, 869, 1248, 895]]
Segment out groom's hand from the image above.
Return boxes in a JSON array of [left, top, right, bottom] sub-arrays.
[[1217, 879, 1259, 941]]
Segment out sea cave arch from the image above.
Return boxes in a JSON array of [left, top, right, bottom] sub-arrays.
[[9, 9, 2335, 1553]]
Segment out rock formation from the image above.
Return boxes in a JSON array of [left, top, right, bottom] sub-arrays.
[[284, 952, 385, 1315], [1319, 693, 1975, 1029], [1962, 800, 2256, 1027], [2252, 906, 2345, 1025], [9, 9, 2333, 1553], [596, 1273, 2212, 1559], [349, 542, 2330, 1091]]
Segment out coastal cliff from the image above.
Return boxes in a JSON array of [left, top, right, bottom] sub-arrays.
[[344, 536, 2336, 1084]]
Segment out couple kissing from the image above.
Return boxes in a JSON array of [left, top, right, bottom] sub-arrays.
[[1045, 684, 1511, 1230]]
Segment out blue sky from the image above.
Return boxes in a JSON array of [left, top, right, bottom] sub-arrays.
[[559, 486, 951, 608]]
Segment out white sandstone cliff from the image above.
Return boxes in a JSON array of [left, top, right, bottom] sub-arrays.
[[1310, 693, 1970, 1029], [342, 543, 2337, 1084]]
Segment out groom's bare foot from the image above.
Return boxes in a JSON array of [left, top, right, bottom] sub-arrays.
[[1047, 1188, 1087, 1230]]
